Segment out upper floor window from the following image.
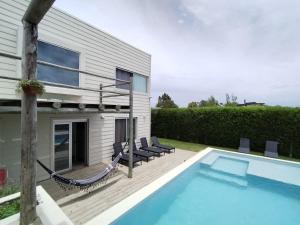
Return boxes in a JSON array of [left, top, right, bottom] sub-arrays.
[[37, 41, 80, 86], [116, 69, 148, 93], [116, 68, 131, 90], [133, 73, 147, 93]]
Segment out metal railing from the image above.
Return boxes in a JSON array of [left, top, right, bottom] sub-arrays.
[[0, 52, 131, 102]]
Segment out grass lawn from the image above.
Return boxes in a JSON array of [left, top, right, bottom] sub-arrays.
[[159, 138, 300, 163]]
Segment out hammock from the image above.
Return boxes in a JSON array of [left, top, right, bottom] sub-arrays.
[[37, 152, 122, 191]]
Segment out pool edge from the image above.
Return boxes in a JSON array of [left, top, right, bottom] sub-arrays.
[[85, 148, 300, 225], [85, 148, 213, 225]]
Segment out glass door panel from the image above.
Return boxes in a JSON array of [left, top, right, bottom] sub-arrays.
[[54, 123, 71, 171]]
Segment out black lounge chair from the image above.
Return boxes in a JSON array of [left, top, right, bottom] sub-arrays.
[[264, 141, 279, 158], [238, 138, 250, 154], [151, 136, 175, 153], [113, 142, 143, 167], [140, 137, 165, 157], [130, 141, 155, 162]]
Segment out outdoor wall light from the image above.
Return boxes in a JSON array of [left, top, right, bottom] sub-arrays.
[[52, 102, 61, 109], [78, 103, 86, 110], [116, 105, 121, 111], [98, 104, 105, 111]]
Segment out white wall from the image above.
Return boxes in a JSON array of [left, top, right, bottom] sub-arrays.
[[0, 118, 4, 168], [0, 0, 152, 182], [0, 0, 151, 106], [0, 110, 150, 182]]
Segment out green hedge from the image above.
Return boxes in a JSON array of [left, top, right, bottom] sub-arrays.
[[151, 107, 300, 158]]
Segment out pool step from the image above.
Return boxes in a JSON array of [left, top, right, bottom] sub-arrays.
[[211, 156, 249, 176], [198, 167, 248, 188]]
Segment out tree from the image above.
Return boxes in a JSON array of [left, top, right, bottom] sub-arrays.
[[156, 93, 178, 108], [225, 93, 238, 107], [187, 96, 219, 108], [198, 96, 219, 107], [187, 101, 199, 108]]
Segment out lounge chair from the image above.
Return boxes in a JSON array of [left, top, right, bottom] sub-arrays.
[[151, 136, 175, 153], [238, 138, 250, 154], [264, 141, 279, 158], [140, 137, 165, 157], [113, 142, 143, 167], [130, 141, 155, 162]]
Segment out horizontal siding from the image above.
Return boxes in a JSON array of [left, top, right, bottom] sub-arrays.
[[0, 0, 151, 106], [0, 110, 150, 181], [0, 2, 18, 101], [0, 0, 151, 171]]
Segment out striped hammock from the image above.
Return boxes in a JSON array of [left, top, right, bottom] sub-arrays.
[[37, 152, 122, 191]]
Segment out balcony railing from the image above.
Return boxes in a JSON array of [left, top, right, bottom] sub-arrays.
[[0, 51, 133, 108]]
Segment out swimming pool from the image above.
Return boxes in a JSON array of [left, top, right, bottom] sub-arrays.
[[90, 149, 300, 225]]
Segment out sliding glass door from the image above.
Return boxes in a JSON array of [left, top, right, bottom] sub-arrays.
[[53, 122, 72, 172]]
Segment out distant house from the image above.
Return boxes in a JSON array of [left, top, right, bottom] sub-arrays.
[[237, 100, 265, 107], [0, 0, 151, 182]]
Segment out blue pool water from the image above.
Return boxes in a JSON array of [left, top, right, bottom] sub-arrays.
[[112, 156, 300, 225]]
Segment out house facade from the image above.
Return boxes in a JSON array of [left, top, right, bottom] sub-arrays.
[[0, 0, 151, 182]]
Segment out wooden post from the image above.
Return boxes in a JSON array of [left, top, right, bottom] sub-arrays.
[[128, 74, 134, 178], [20, 1, 55, 225], [100, 83, 103, 106], [20, 20, 38, 225]]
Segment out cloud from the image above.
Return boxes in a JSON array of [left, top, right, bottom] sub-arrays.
[[54, 0, 300, 107]]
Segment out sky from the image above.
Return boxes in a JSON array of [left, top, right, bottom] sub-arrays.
[[54, 0, 300, 107]]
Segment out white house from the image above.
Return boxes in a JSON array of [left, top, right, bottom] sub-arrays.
[[0, 0, 151, 182]]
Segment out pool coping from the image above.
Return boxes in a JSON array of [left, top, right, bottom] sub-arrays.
[[85, 147, 300, 225]]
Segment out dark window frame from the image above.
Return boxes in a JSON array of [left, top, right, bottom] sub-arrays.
[[116, 68, 132, 90], [115, 118, 137, 143], [116, 68, 148, 93]]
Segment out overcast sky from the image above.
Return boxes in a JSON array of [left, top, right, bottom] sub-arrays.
[[54, 0, 300, 107]]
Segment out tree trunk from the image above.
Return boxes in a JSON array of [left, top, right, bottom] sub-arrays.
[[20, 20, 38, 225]]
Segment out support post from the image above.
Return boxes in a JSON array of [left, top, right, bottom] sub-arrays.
[[128, 74, 134, 178], [20, 1, 55, 225], [100, 83, 103, 106], [20, 20, 38, 225]]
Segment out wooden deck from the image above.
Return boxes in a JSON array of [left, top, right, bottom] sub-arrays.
[[40, 149, 196, 225]]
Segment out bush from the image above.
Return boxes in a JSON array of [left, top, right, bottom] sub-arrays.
[[0, 185, 20, 220], [151, 107, 300, 158], [0, 200, 20, 220]]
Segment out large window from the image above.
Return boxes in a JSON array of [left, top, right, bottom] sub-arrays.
[[115, 118, 136, 143], [116, 69, 148, 93], [37, 41, 80, 86]]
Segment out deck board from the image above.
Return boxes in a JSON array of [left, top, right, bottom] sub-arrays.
[[40, 149, 196, 225]]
